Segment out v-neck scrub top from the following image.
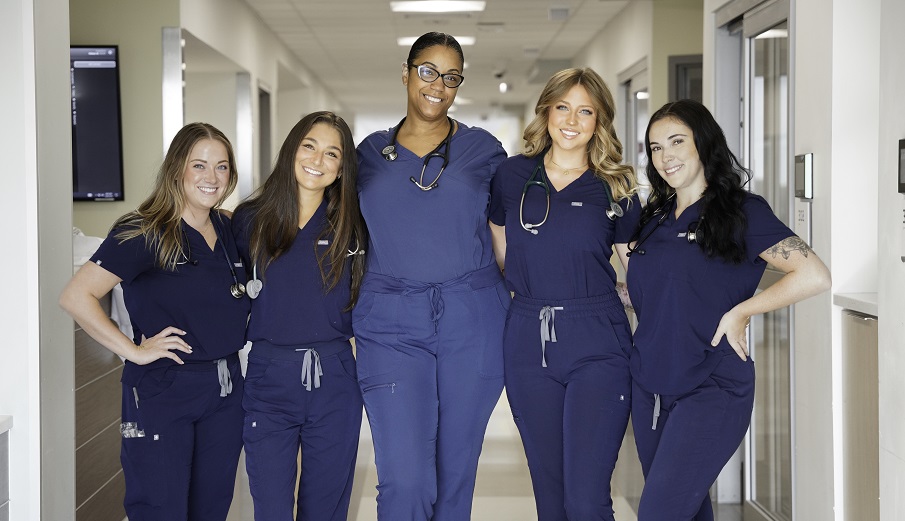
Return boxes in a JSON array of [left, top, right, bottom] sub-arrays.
[[90, 214, 251, 384], [489, 154, 641, 300], [356, 122, 506, 282], [232, 200, 353, 345], [625, 193, 794, 396]]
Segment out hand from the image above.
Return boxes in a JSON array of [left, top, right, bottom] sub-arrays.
[[616, 281, 633, 310], [132, 326, 192, 365], [711, 309, 750, 361]]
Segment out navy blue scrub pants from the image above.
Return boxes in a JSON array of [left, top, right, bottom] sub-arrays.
[[120, 354, 244, 521], [352, 264, 508, 521], [632, 349, 755, 521], [242, 340, 363, 521], [505, 293, 632, 521]]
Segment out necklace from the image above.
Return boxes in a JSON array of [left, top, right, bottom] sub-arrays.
[[547, 156, 587, 176]]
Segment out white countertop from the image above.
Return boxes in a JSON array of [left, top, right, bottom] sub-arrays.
[[0, 415, 11, 434], [833, 292, 878, 317]]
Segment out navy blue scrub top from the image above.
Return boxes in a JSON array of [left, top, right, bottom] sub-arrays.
[[90, 213, 251, 383], [232, 200, 353, 345], [625, 193, 794, 395], [488, 154, 641, 300], [357, 122, 506, 283]]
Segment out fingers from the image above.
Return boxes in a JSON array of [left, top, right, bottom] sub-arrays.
[[729, 338, 748, 361], [153, 326, 186, 339], [143, 327, 192, 354]]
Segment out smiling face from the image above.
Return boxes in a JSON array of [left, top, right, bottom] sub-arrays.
[[648, 117, 707, 197], [403, 44, 462, 122], [546, 83, 596, 155], [294, 122, 343, 197], [181, 138, 230, 216]]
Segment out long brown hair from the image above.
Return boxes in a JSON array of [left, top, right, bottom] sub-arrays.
[[235, 111, 366, 308], [523, 67, 637, 201], [113, 122, 238, 270]]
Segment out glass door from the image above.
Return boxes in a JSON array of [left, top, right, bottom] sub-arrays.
[[742, 1, 793, 520]]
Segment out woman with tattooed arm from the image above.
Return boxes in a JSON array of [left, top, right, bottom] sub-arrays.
[[620, 100, 831, 521]]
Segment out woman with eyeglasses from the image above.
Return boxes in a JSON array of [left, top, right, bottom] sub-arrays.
[[353, 32, 509, 520], [488, 68, 640, 520], [231, 112, 366, 521], [59, 123, 249, 520], [624, 100, 831, 520]]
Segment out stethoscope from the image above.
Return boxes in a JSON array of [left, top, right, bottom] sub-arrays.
[[178, 216, 246, 299], [244, 239, 365, 300], [625, 194, 703, 257], [381, 116, 454, 191], [519, 154, 623, 235]]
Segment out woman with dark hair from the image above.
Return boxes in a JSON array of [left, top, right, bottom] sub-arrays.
[[624, 99, 831, 520], [354, 32, 508, 520], [489, 67, 639, 520], [60, 122, 249, 519], [231, 111, 366, 521]]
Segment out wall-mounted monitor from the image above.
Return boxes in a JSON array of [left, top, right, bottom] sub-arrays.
[[70, 45, 124, 201]]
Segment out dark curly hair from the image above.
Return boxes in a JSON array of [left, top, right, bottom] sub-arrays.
[[637, 99, 750, 263]]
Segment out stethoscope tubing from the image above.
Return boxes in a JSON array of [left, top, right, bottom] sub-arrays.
[[519, 153, 622, 235], [382, 117, 455, 191]]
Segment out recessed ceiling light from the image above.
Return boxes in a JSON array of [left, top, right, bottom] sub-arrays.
[[397, 36, 475, 46], [390, 1, 486, 13]]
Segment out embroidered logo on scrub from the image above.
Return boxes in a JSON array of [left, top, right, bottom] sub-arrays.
[[120, 422, 145, 438], [571, 202, 583, 206]]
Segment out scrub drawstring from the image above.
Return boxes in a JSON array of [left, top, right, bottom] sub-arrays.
[[652, 393, 661, 430], [215, 358, 232, 397], [297, 348, 323, 391], [538, 305, 563, 368], [427, 284, 445, 335]]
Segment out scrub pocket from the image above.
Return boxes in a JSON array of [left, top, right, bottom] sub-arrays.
[[352, 291, 402, 380], [475, 282, 509, 379]]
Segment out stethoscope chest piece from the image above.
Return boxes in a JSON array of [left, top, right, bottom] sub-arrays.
[[606, 202, 624, 220], [381, 145, 397, 161], [246, 278, 263, 299], [229, 282, 246, 299]]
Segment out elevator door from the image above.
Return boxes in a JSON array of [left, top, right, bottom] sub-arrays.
[[742, 2, 793, 520]]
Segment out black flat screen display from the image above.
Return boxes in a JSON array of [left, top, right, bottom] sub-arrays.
[[71, 46, 124, 201]]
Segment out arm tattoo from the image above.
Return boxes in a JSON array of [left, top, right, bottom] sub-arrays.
[[764, 236, 812, 260]]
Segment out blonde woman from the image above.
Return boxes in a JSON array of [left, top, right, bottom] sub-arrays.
[[489, 68, 638, 520]]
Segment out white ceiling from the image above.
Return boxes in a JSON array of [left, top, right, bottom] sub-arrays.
[[239, 0, 630, 118]]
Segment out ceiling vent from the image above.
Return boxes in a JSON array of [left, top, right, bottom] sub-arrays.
[[527, 59, 572, 84], [549, 6, 570, 21]]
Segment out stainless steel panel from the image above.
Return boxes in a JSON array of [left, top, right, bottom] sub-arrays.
[[842, 312, 879, 521]]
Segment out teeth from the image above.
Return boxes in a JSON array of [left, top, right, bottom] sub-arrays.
[[561, 130, 578, 137], [303, 166, 323, 176], [425, 95, 442, 103], [198, 186, 217, 194], [665, 165, 682, 174]]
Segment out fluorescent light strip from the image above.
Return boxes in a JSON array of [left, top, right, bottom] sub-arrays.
[[390, 1, 486, 13], [398, 36, 475, 46]]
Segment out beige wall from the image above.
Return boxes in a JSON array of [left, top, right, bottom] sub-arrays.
[[650, 0, 704, 111], [70, 0, 180, 237]]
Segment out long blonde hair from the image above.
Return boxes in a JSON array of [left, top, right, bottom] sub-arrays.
[[112, 123, 238, 270], [523, 67, 637, 201]]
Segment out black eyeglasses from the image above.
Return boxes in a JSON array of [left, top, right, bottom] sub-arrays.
[[409, 64, 465, 88]]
